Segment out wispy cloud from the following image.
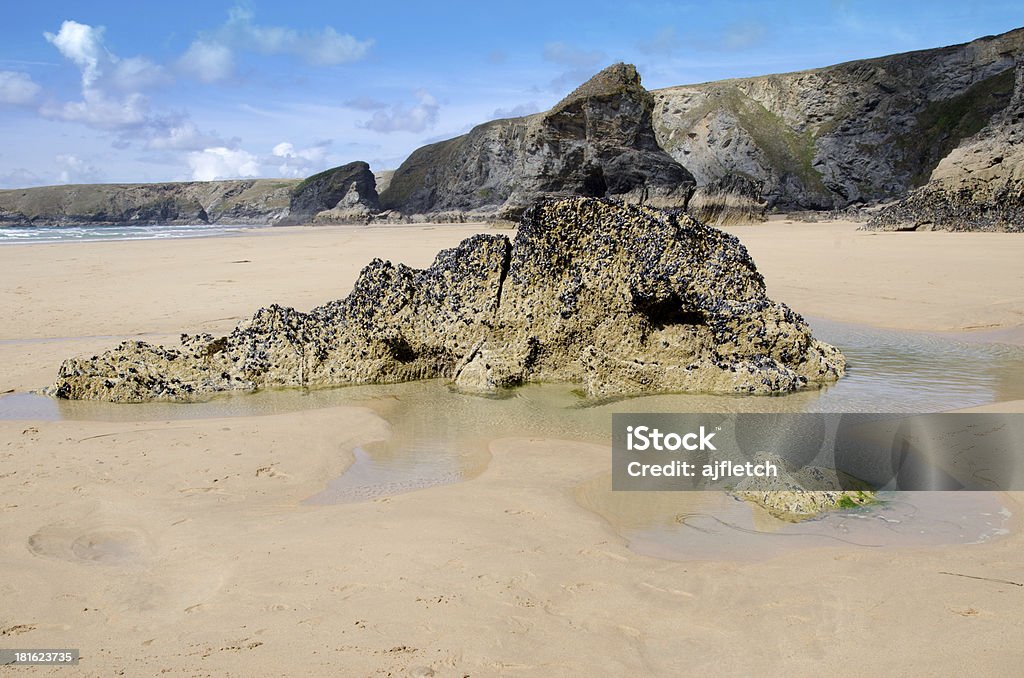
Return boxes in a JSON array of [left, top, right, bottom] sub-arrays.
[[56, 153, 103, 184], [0, 71, 42, 105], [492, 102, 539, 118], [344, 96, 388, 111], [543, 42, 605, 69], [178, 6, 373, 83], [638, 27, 681, 56], [722, 20, 767, 50], [542, 41, 607, 91], [177, 40, 234, 83], [39, 18, 234, 162], [360, 90, 439, 134]]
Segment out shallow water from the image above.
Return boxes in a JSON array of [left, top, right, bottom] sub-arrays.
[[3, 318, 1023, 559], [6, 317, 1024, 423], [0, 223, 267, 245], [574, 480, 1012, 562]]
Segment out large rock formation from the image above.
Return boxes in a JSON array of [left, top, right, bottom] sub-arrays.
[[652, 27, 1024, 214], [287, 161, 380, 224], [0, 179, 299, 226], [379, 64, 695, 218], [866, 53, 1024, 231], [52, 198, 844, 403]]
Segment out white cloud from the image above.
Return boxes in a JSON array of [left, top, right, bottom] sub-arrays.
[[223, 7, 372, 65], [493, 102, 540, 119], [109, 55, 165, 91], [361, 90, 439, 134], [56, 153, 103, 184], [0, 167, 46, 188], [41, 18, 226, 157], [146, 119, 230, 151], [0, 71, 41, 105], [178, 40, 234, 83], [187, 146, 260, 180], [271, 140, 330, 177], [178, 6, 373, 83], [42, 89, 149, 129], [44, 20, 105, 87], [44, 20, 164, 90]]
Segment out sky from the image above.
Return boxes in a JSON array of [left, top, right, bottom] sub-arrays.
[[0, 1, 1021, 188]]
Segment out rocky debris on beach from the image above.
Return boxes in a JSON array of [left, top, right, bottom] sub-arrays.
[[52, 197, 845, 403], [730, 453, 877, 521], [378, 63, 696, 219], [866, 55, 1024, 232]]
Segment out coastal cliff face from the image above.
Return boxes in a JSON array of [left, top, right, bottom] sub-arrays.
[[0, 179, 299, 226], [7, 29, 1024, 229], [288, 161, 379, 224], [651, 27, 1024, 220], [0, 162, 380, 227], [379, 64, 695, 218], [867, 53, 1024, 231], [51, 198, 843, 402]]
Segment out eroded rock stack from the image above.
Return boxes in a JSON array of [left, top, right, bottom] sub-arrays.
[[379, 64, 695, 219], [52, 198, 845, 402]]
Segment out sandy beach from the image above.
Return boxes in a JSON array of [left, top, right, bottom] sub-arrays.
[[2, 221, 1024, 676]]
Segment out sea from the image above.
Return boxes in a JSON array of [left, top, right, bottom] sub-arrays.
[[0, 223, 269, 244]]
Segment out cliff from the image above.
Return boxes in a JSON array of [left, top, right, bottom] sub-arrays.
[[866, 51, 1024, 231], [0, 179, 298, 227], [6, 27, 1024, 229], [379, 64, 695, 219], [651, 27, 1024, 221]]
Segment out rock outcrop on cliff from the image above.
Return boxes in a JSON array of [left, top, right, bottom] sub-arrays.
[[651, 27, 1024, 215], [866, 54, 1024, 231], [287, 161, 380, 224], [52, 198, 844, 403], [379, 64, 696, 219], [0, 179, 299, 226]]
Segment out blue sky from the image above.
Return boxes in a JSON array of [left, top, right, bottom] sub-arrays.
[[0, 1, 1021, 187]]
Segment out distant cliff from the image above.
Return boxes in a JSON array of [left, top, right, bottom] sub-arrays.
[[5, 27, 1024, 230], [651, 27, 1024, 222], [0, 162, 379, 227], [0, 179, 296, 227], [379, 63, 695, 219]]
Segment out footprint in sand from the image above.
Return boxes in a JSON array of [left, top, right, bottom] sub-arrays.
[[27, 524, 151, 566]]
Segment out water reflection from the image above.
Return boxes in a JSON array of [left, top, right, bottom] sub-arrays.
[[575, 474, 1012, 561], [2, 319, 1022, 557]]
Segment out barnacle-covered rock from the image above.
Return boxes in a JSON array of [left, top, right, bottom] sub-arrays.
[[52, 197, 845, 402]]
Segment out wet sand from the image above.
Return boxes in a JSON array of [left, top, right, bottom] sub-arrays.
[[2, 221, 1023, 675]]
